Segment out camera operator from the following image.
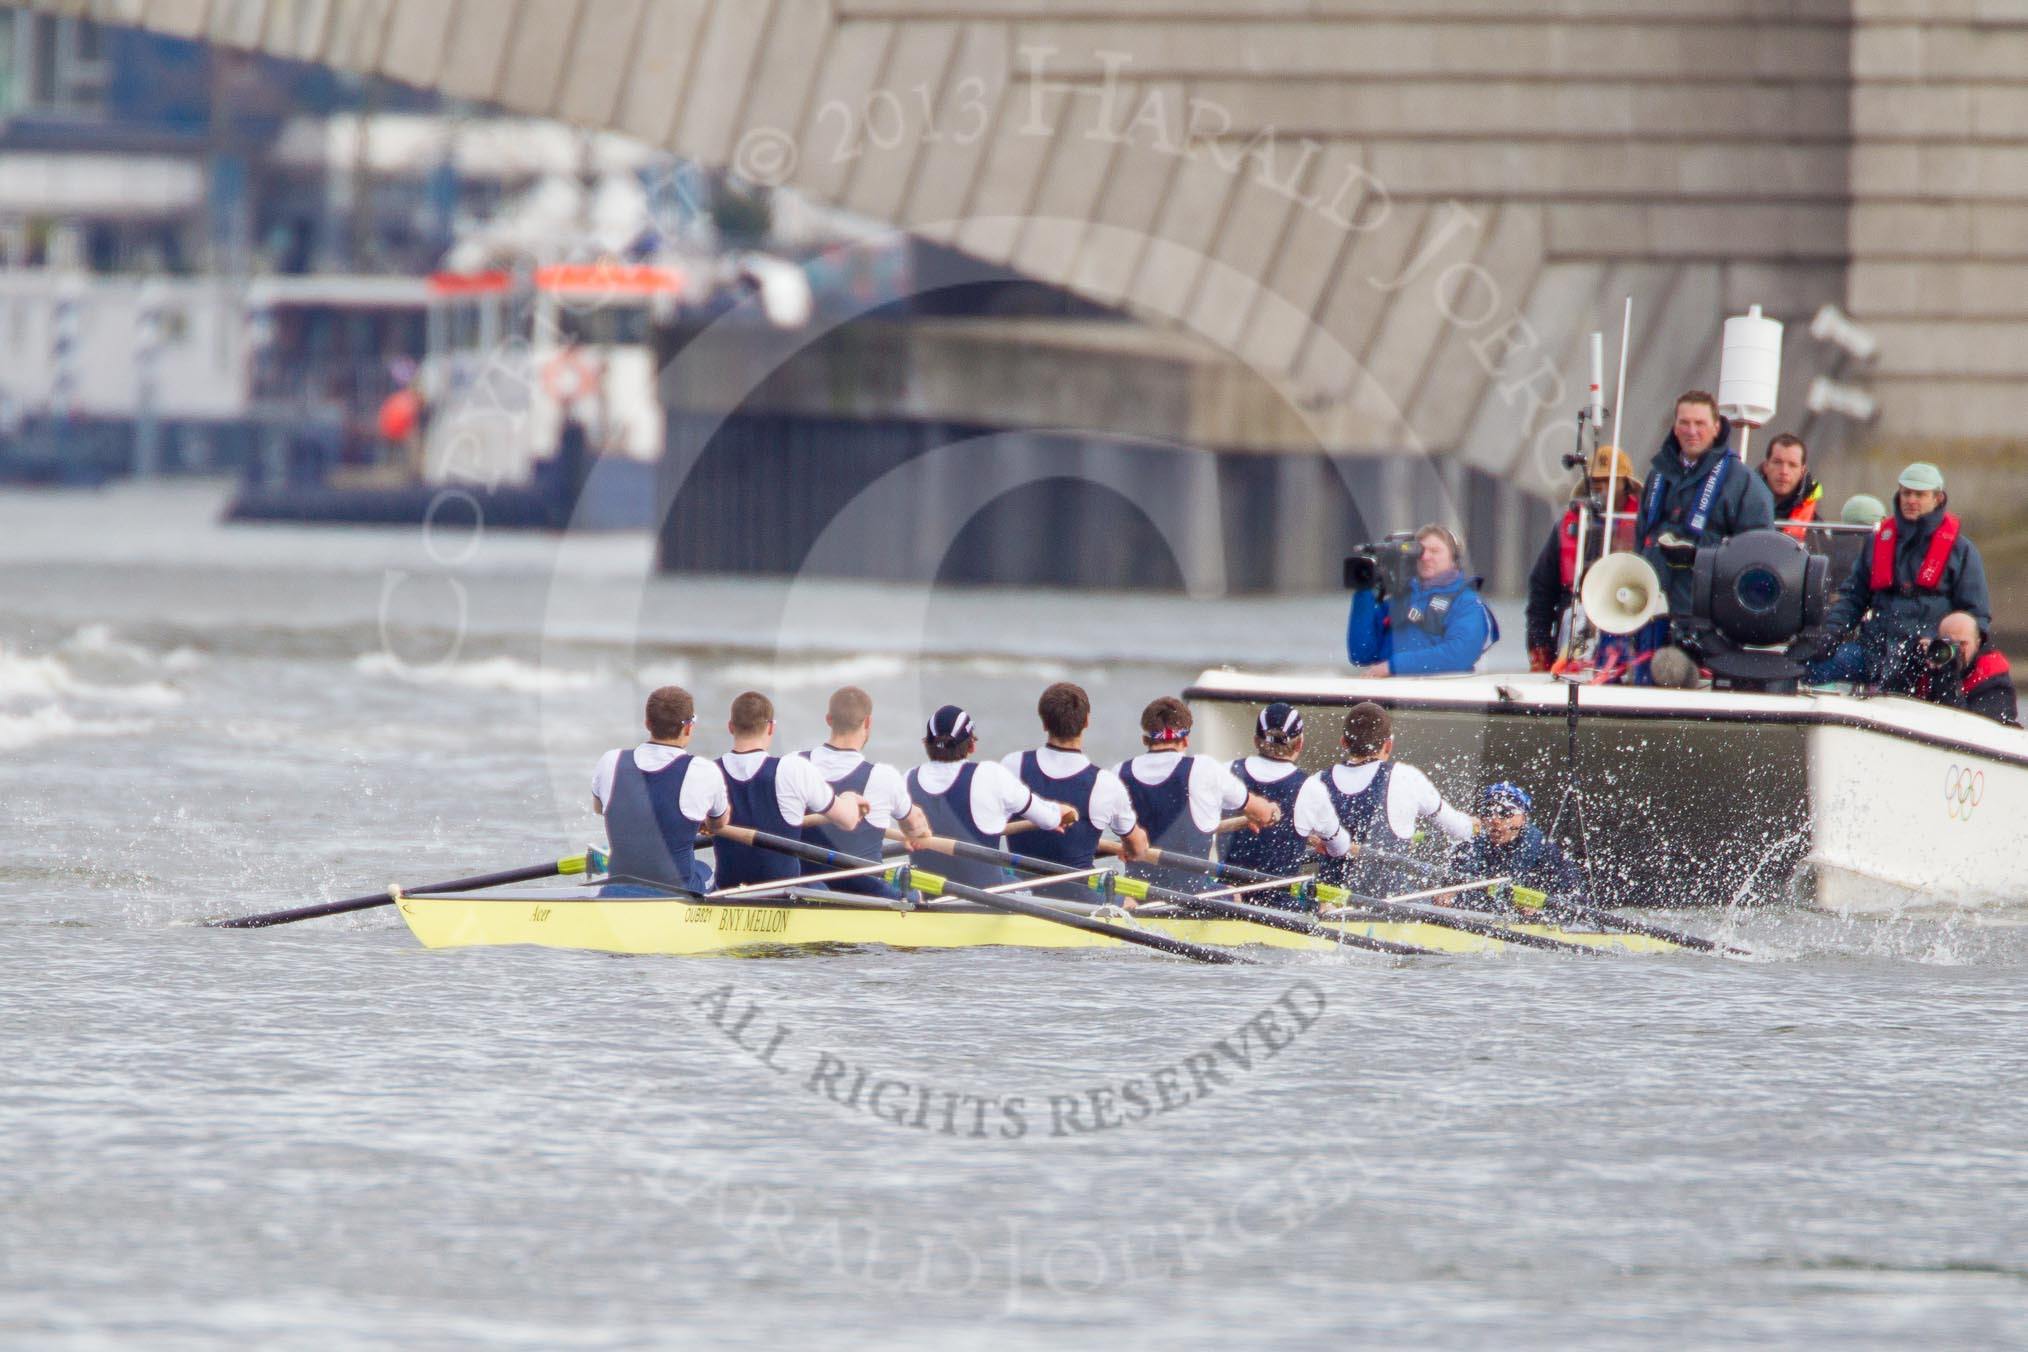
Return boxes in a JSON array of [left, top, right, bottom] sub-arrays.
[[1345, 523, 1495, 678], [1911, 614, 2017, 726], [1629, 391, 1776, 677], [1524, 444, 1642, 671], [1809, 462, 1992, 695]]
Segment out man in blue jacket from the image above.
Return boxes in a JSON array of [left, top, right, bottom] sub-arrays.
[[1624, 390, 1776, 675], [1346, 523, 1496, 676]]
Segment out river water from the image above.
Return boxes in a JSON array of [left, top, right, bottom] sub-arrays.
[[5, 482, 2026, 1350]]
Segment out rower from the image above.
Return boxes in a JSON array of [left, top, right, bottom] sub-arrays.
[[1446, 782, 1585, 908], [1116, 696, 1277, 895], [1220, 703, 1315, 881], [1307, 702, 1479, 898], [590, 685, 730, 893], [908, 704, 1076, 891], [1000, 682, 1147, 898], [714, 690, 870, 891], [799, 685, 931, 898]]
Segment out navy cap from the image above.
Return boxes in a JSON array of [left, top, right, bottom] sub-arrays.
[[925, 704, 976, 743], [1256, 702, 1304, 739], [1481, 781, 1531, 814]]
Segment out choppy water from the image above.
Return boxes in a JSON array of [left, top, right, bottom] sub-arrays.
[[5, 483, 2028, 1350]]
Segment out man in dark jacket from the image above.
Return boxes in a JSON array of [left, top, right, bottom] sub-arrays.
[[1759, 432, 1826, 550], [1817, 462, 1991, 694], [1635, 390, 1778, 618], [1524, 444, 1642, 671]]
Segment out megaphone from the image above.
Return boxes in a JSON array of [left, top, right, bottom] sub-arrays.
[[1581, 553, 1667, 635]]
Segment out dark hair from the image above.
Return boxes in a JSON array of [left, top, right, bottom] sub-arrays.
[[826, 685, 873, 733], [1340, 702, 1392, 759], [1037, 682, 1090, 741], [1675, 390, 1720, 419], [923, 733, 974, 763], [1140, 695, 1193, 745], [729, 690, 775, 736], [1765, 432, 1806, 464], [645, 686, 695, 740]]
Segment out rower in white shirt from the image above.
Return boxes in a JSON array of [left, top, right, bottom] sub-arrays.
[[1304, 701, 1482, 898], [714, 690, 869, 891], [591, 685, 732, 893], [1001, 681, 1148, 898], [1221, 702, 1320, 888], [1116, 695, 1278, 895], [799, 685, 930, 898], [908, 704, 1076, 890]]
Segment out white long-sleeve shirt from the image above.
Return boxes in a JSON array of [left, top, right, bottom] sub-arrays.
[[592, 745, 729, 821], [911, 759, 1063, 834], [1115, 752, 1249, 832], [719, 748, 839, 824], [801, 744, 914, 830], [1303, 760, 1475, 857], [1000, 747, 1139, 836]]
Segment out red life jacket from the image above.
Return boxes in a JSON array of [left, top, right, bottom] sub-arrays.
[[1965, 649, 2011, 693], [1870, 512, 1960, 595], [1557, 502, 1639, 588]]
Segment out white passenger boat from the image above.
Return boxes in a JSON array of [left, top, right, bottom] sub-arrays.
[[1187, 671, 2027, 916]]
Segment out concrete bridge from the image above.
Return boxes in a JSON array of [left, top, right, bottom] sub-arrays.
[[14, 0, 2026, 595]]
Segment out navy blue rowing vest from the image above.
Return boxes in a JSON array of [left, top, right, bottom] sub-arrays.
[[1220, 758, 1309, 880], [713, 755, 803, 890], [1011, 751, 1102, 869], [602, 750, 702, 891], [1316, 762, 1400, 895], [1011, 750, 1105, 900], [906, 763, 1009, 891], [799, 752, 897, 899], [1120, 754, 1217, 896]]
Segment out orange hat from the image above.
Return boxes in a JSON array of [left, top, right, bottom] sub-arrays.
[[1584, 444, 1641, 494]]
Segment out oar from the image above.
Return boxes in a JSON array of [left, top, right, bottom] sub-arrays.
[[719, 826, 1250, 965], [1362, 847, 1746, 956], [1099, 840, 1602, 956], [209, 850, 602, 929], [898, 831, 1438, 957]]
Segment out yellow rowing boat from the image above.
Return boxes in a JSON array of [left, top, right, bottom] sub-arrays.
[[394, 890, 1682, 957]]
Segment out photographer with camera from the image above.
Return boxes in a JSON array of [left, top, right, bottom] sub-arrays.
[[1911, 613, 2018, 726], [1809, 462, 1994, 698], [1345, 523, 1496, 678], [1525, 444, 1643, 671]]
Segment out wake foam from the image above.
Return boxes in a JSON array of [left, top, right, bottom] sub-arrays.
[[351, 651, 608, 694], [0, 638, 183, 750]]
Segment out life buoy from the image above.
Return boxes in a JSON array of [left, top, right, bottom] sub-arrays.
[[541, 349, 600, 404]]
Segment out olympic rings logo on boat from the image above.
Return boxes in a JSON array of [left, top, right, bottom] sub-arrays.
[[1945, 764, 1985, 820]]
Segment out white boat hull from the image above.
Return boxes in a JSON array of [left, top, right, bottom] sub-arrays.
[[1186, 671, 2027, 915]]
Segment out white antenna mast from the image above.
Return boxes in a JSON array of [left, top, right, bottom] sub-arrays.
[[1601, 296, 1633, 552]]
